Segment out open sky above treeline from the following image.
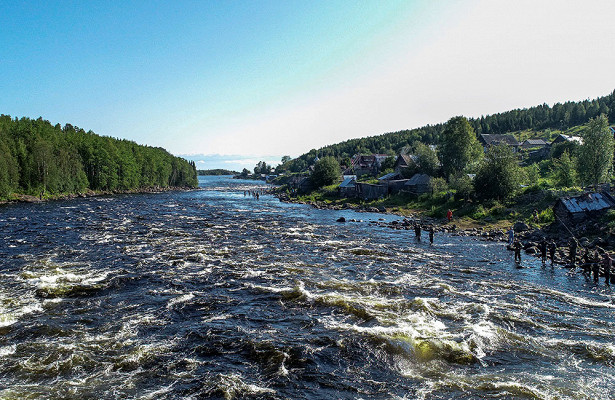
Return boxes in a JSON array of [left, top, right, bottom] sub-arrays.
[[2, 0, 615, 171]]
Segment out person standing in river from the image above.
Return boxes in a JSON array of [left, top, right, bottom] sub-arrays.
[[539, 239, 547, 265], [548, 240, 556, 266], [428, 227, 434, 245], [507, 227, 515, 246], [602, 251, 611, 285], [513, 240, 522, 263], [414, 224, 421, 241]]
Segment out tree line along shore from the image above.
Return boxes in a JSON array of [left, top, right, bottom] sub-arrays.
[[0, 115, 198, 202]]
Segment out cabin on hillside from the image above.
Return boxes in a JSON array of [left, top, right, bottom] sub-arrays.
[[338, 177, 357, 197], [290, 176, 313, 194], [356, 182, 387, 200], [404, 173, 432, 195], [351, 154, 389, 176], [520, 139, 548, 150], [378, 172, 408, 195], [479, 134, 520, 152], [551, 134, 583, 146], [393, 154, 417, 174], [553, 191, 615, 223]]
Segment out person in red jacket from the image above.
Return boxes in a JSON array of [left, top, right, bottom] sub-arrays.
[[446, 209, 453, 222]]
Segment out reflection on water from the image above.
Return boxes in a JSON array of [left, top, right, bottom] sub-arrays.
[[0, 176, 614, 399]]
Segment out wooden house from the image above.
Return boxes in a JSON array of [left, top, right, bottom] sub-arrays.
[[404, 173, 432, 195], [479, 134, 520, 152], [553, 192, 615, 222], [338, 177, 357, 197], [356, 182, 387, 200]]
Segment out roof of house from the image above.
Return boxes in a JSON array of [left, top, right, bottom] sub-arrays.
[[479, 134, 520, 146], [405, 173, 432, 186], [522, 139, 548, 146], [553, 134, 583, 145], [338, 178, 356, 188], [378, 172, 402, 181], [557, 192, 615, 214]]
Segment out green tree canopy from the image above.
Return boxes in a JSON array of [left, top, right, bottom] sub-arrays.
[[552, 150, 578, 188], [578, 114, 613, 186], [473, 145, 521, 200], [311, 156, 341, 188], [413, 141, 439, 176], [438, 116, 483, 178]]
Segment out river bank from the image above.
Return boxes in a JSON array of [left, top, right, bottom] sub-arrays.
[[0, 186, 197, 206], [276, 192, 615, 279]]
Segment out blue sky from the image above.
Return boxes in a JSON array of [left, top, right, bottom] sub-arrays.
[[2, 1, 615, 171]]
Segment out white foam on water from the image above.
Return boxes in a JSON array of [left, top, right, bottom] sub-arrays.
[[0, 344, 16, 356], [166, 293, 195, 309]]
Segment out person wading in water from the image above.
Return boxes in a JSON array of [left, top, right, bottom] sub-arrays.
[[513, 240, 522, 263], [548, 240, 556, 266], [539, 239, 547, 265], [428, 227, 434, 245], [414, 224, 421, 241]]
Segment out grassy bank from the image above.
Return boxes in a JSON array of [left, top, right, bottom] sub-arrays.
[[280, 183, 584, 231]]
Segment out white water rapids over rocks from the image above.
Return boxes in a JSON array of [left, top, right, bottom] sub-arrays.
[[0, 176, 614, 399]]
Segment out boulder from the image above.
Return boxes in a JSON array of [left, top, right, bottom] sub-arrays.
[[336, 217, 346, 223], [513, 221, 530, 232]]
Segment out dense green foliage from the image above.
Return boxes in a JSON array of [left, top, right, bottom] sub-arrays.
[[197, 169, 238, 176], [311, 156, 341, 188], [412, 142, 439, 176], [438, 116, 483, 178], [0, 115, 197, 199], [474, 145, 521, 200], [578, 114, 613, 186]]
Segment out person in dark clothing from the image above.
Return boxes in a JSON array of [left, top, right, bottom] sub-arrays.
[[513, 240, 522, 263], [592, 250, 601, 282], [428, 227, 434, 244], [539, 239, 547, 264], [602, 252, 611, 285], [414, 224, 421, 241], [548, 240, 556, 266]]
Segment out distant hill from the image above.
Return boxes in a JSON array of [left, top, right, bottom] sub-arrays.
[[283, 90, 615, 172], [197, 169, 239, 176], [0, 115, 198, 199]]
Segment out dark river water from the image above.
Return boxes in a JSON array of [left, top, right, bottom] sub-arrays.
[[1, 176, 614, 399]]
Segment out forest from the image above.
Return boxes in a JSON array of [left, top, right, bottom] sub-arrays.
[[282, 90, 615, 172], [0, 115, 198, 200]]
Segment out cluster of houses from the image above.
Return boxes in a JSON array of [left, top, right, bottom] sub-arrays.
[[332, 133, 590, 200], [288, 129, 615, 202]]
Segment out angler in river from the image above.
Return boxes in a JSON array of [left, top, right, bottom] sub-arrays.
[[0, 176, 614, 400]]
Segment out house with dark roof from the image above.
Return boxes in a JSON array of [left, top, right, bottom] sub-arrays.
[[378, 172, 408, 195], [553, 191, 615, 222], [551, 134, 583, 146], [479, 134, 520, 152], [338, 177, 357, 197], [356, 182, 387, 200], [404, 173, 432, 195], [520, 139, 548, 150], [393, 154, 417, 174], [351, 154, 389, 176]]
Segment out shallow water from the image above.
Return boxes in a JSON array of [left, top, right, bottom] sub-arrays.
[[1, 176, 614, 399]]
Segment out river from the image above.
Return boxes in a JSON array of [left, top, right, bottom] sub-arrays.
[[0, 176, 614, 399]]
